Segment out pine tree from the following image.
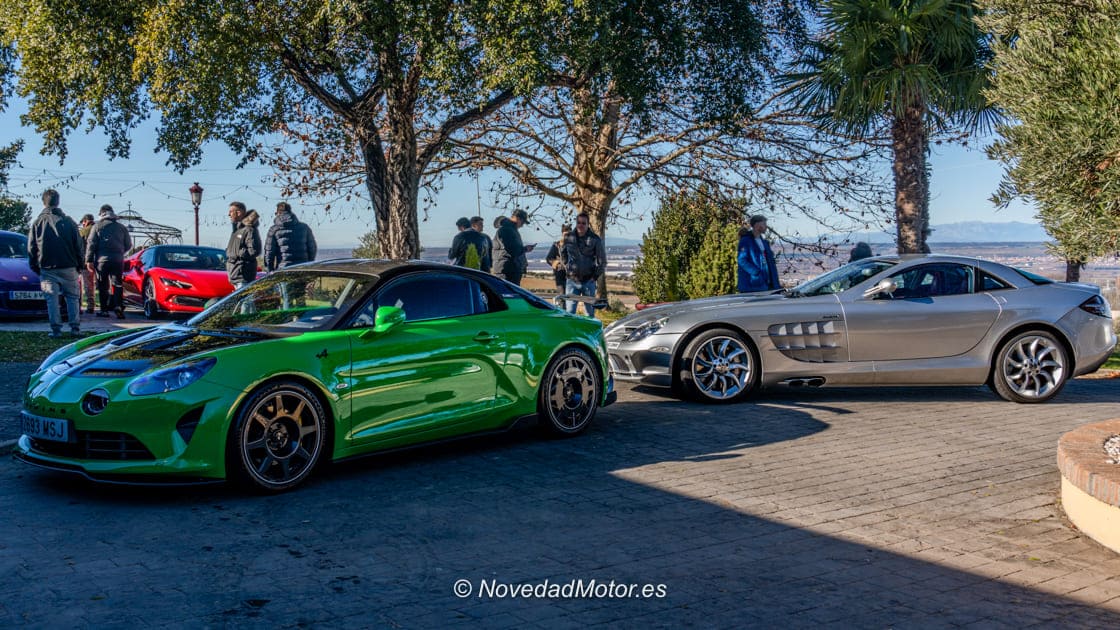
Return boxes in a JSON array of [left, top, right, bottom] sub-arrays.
[[683, 224, 739, 299]]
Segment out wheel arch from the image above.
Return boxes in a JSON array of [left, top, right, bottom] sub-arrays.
[[986, 322, 1075, 384], [546, 341, 606, 388], [670, 321, 759, 390]]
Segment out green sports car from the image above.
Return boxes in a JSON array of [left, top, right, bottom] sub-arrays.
[[16, 260, 615, 491]]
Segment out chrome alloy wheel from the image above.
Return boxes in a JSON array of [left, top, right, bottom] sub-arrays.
[[690, 336, 753, 400], [545, 352, 599, 433], [1000, 334, 1066, 399], [240, 389, 323, 487]]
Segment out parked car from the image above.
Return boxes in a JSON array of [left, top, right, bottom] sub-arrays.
[[17, 260, 615, 491], [122, 245, 235, 318], [0, 230, 48, 318], [605, 254, 1115, 404]]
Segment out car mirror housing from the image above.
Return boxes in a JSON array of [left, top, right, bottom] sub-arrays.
[[862, 278, 897, 299], [373, 305, 406, 333]]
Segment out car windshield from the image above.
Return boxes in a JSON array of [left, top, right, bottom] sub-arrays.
[[0, 233, 28, 258], [156, 247, 226, 270], [188, 270, 375, 333], [788, 259, 897, 297]]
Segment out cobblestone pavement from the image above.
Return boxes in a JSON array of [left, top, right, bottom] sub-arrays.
[[2, 376, 1120, 627]]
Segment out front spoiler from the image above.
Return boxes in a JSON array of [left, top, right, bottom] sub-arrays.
[[13, 443, 224, 487]]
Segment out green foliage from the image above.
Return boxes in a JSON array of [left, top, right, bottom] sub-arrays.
[[632, 189, 741, 303], [983, 0, 1120, 264], [783, 0, 994, 253], [0, 196, 30, 232], [352, 231, 380, 259], [463, 243, 481, 270], [683, 223, 740, 299]]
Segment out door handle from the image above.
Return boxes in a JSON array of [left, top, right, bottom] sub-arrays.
[[473, 332, 500, 343]]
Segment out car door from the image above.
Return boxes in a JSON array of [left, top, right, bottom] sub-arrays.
[[345, 271, 508, 446], [842, 262, 1001, 362], [122, 249, 152, 300]]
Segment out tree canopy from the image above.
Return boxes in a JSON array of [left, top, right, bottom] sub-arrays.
[[0, 0, 531, 257], [982, 0, 1120, 275]]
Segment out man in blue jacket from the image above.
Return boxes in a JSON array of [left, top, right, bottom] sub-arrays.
[[737, 214, 780, 292]]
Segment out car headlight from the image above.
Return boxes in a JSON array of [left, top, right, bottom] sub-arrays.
[[625, 317, 668, 343], [128, 357, 216, 396], [160, 277, 193, 289]]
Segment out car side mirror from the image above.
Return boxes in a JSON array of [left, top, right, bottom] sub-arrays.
[[374, 306, 406, 333], [862, 278, 897, 299]]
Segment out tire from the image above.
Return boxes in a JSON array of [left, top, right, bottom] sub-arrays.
[[142, 278, 161, 320], [227, 380, 327, 492], [989, 330, 1069, 403], [679, 328, 760, 403], [538, 347, 601, 437]]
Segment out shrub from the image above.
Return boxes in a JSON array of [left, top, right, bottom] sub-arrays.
[[683, 223, 740, 299]]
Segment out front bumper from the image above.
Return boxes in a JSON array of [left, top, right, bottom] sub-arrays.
[[606, 335, 677, 388]]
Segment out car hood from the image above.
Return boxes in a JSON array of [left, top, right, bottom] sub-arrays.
[[610, 291, 785, 330], [45, 325, 257, 379], [0, 257, 38, 283]]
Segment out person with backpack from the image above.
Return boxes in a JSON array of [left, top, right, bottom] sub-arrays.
[[85, 204, 132, 319]]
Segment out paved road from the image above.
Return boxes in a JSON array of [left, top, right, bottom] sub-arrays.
[[2, 376, 1120, 627]]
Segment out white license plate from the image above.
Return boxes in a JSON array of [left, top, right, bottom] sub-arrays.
[[20, 412, 72, 443], [10, 290, 45, 301], [607, 341, 620, 349]]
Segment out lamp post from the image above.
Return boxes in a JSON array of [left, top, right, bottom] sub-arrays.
[[189, 182, 203, 245]]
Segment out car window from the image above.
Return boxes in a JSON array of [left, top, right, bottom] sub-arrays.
[[349, 273, 497, 327], [791, 259, 896, 297], [140, 248, 155, 268], [887, 264, 975, 299], [0, 233, 28, 258], [189, 271, 374, 332], [978, 270, 1011, 291], [156, 247, 226, 270]]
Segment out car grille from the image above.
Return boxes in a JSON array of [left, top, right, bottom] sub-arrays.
[[31, 431, 155, 461], [171, 295, 207, 307]]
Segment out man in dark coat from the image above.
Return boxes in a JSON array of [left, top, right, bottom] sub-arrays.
[[491, 209, 534, 285], [736, 214, 780, 292], [226, 203, 261, 289], [264, 201, 318, 271], [562, 213, 607, 317], [545, 224, 571, 293], [470, 216, 492, 272], [86, 204, 132, 318], [28, 189, 83, 337], [449, 217, 488, 269]]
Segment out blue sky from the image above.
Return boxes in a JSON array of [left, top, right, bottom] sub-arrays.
[[1, 98, 1039, 249]]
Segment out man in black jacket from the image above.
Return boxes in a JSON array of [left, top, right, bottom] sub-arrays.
[[85, 204, 132, 318], [28, 189, 84, 337], [470, 216, 492, 271], [491, 209, 534, 285], [226, 203, 261, 289], [562, 212, 607, 317], [264, 202, 318, 271]]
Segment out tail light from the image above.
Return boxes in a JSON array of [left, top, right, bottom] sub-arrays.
[[1079, 295, 1112, 319]]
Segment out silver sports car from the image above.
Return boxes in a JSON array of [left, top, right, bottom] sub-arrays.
[[606, 255, 1116, 403]]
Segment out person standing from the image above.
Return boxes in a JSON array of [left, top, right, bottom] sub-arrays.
[[562, 213, 607, 317], [737, 214, 780, 292], [470, 216, 492, 272], [849, 241, 873, 262], [85, 204, 132, 319], [491, 209, 534, 285], [545, 224, 571, 293], [449, 217, 488, 269], [77, 213, 96, 314], [27, 189, 83, 337], [264, 201, 318, 271], [226, 204, 262, 289]]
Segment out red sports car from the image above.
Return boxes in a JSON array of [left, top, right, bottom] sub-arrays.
[[123, 245, 235, 318]]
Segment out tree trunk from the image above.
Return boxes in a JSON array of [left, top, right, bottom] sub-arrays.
[[1065, 258, 1083, 282], [360, 136, 390, 257], [571, 85, 621, 302], [891, 102, 930, 254]]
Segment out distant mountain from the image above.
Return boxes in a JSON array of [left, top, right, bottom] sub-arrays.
[[859, 221, 1047, 244], [605, 236, 642, 247]]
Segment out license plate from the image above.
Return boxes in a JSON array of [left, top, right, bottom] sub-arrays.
[[607, 341, 620, 349], [19, 411, 72, 443], [10, 290, 45, 301]]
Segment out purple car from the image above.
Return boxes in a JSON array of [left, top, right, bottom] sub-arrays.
[[0, 230, 48, 318]]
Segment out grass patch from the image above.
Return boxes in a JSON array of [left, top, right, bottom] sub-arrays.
[[0, 331, 77, 363], [1103, 344, 1120, 371]]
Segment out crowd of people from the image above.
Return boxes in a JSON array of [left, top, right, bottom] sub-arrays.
[[447, 209, 607, 317]]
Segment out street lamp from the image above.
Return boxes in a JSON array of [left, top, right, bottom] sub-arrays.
[[189, 182, 204, 245]]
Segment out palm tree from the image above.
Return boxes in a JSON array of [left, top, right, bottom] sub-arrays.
[[784, 0, 994, 253]]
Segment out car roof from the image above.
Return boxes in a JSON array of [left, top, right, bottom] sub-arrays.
[[285, 258, 462, 278]]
